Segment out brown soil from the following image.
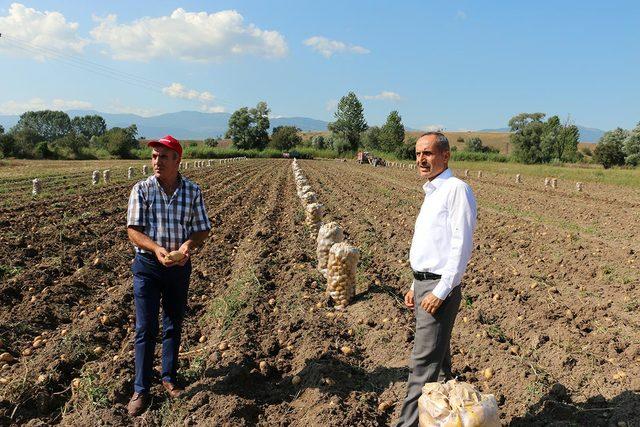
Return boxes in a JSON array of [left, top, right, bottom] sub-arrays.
[[0, 159, 638, 426]]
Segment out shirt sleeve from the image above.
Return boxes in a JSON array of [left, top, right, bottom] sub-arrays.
[[127, 183, 146, 227], [189, 186, 212, 233], [432, 183, 477, 299]]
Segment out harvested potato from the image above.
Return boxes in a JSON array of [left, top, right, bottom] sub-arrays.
[[167, 251, 185, 262], [483, 368, 494, 380], [0, 353, 14, 363]]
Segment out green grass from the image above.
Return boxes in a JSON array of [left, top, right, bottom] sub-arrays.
[[451, 160, 640, 189], [200, 271, 263, 336], [0, 264, 22, 279], [78, 372, 109, 408]]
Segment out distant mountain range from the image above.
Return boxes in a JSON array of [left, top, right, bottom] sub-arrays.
[[0, 110, 605, 142], [0, 110, 330, 140], [479, 126, 605, 143]]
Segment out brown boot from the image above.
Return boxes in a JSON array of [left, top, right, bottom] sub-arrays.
[[127, 392, 150, 416], [162, 380, 184, 398]]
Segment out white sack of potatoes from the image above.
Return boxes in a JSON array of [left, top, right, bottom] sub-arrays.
[[316, 222, 344, 277], [418, 379, 499, 427]]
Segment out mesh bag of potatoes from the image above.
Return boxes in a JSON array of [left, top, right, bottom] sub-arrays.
[[326, 242, 359, 309], [297, 183, 311, 197], [302, 191, 318, 204], [418, 379, 499, 427], [305, 202, 324, 233], [316, 222, 344, 277]]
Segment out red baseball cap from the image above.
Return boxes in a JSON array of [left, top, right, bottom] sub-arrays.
[[148, 135, 182, 157]]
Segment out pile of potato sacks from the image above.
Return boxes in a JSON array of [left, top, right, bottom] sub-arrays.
[[291, 160, 359, 309]]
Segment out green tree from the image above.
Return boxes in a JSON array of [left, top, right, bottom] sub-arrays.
[[204, 137, 219, 148], [12, 110, 71, 141], [0, 124, 4, 134], [380, 110, 405, 152], [250, 101, 270, 150], [540, 116, 580, 162], [361, 126, 382, 150], [508, 112, 547, 163], [328, 92, 367, 151], [225, 102, 271, 150], [594, 128, 628, 169], [270, 126, 301, 151], [225, 107, 252, 149], [52, 133, 89, 157], [71, 115, 107, 138], [97, 125, 139, 158], [10, 128, 42, 158], [396, 136, 418, 160], [623, 122, 640, 166], [332, 135, 352, 154], [0, 133, 15, 157], [310, 135, 326, 149], [465, 137, 484, 152], [34, 141, 54, 159]]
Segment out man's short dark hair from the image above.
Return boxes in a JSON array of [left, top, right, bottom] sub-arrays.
[[418, 132, 450, 152]]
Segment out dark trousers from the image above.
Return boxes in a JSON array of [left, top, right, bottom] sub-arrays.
[[396, 279, 462, 427], [132, 253, 191, 394]]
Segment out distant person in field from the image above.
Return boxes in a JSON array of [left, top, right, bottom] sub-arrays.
[[396, 132, 477, 427], [125, 135, 211, 417]]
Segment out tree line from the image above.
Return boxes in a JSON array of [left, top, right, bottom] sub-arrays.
[[507, 112, 640, 168], [0, 110, 140, 159], [225, 92, 412, 158]]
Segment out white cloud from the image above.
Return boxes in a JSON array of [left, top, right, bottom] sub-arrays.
[[0, 3, 89, 61], [162, 83, 214, 102], [363, 91, 402, 101], [90, 8, 288, 62], [0, 98, 92, 114], [303, 36, 369, 58], [200, 105, 226, 113], [456, 10, 467, 20]]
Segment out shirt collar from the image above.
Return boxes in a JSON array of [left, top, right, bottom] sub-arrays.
[[422, 168, 453, 194]]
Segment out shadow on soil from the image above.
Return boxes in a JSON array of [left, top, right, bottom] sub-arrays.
[[509, 383, 640, 426], [177, 353, 409, 424]]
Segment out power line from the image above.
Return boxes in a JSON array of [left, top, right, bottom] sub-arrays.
[[0, 32, 235, 108]]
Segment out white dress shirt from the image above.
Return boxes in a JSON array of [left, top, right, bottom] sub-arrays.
[[409, 168, 477, 299]]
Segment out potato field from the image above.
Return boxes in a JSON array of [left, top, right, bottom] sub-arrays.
[[0, 158, 638, 426]]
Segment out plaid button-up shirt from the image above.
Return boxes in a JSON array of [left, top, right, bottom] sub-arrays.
[[127, 174, 211, 254]]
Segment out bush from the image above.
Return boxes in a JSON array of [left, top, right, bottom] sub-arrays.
[[450, 151, 510, 162], [310, 135, 326, 149], [204, 138, 219, 148], [332, 135, 353, 154], [270, 126, 302, 151], [34, 141, 54, 159], [0, 133, 16, 157]]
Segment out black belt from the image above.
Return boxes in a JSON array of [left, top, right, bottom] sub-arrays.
[[412, 270, 442, 281]]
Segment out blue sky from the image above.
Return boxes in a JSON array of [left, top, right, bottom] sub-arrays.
[[1, 1, 638, 130]]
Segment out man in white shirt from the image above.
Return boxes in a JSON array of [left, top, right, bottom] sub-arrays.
[[396, 132, 477, 427]]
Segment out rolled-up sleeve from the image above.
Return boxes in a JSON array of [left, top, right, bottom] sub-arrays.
[[127, 183, 146, 227], [189, 187, 211, 233], [432, 184, 477, 300]]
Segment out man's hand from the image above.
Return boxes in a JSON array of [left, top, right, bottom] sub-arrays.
[[175, 241, 192, 267], [404, 290, 415, 309], [155, 246, 177, 267], [420, 293, 444, 315]]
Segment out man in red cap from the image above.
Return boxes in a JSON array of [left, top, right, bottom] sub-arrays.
[[125, 135, 211, 416]]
